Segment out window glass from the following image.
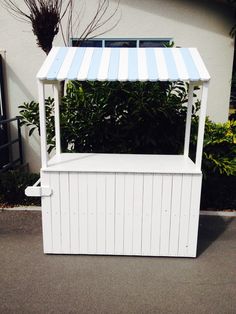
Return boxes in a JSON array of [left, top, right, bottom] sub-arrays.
[[139, 40, 170, 48], [71, 38, 172, 48], [105, 40, 136, 48], [71, 39, 102, 47]]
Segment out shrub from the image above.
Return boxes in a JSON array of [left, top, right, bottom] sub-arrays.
[[190, 117, 236, 177], [19, 80, 236, 177], [19, 80, 199, 154], [0, 171, 40, 206]]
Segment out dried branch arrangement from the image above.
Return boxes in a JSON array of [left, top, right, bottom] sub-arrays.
[[1, 0, 120, 54]]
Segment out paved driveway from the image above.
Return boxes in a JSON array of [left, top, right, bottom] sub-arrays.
[[0, 210, 235, 314]]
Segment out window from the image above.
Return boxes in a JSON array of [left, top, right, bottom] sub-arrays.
[[71, 38, 172, 48]]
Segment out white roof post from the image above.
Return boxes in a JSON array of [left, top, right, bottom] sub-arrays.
[[184, 83, 194, 157], [195, 81, 209, 169], [54, 81, 61, 155], [38, 80, 48, 168]]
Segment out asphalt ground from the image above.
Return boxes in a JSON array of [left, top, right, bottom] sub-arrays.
[[0, 210, 235, 314]]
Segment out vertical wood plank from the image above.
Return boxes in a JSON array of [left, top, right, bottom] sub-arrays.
[[97, 174, 106, 254], [78, 173, 88, 254], [123, 174, 134, 255], [41, 172, 52, 253], [132, 174, 143, 255], [142, 174, 153, 255], [160, 174, 172, 256], [115, 173, 125, 255], [106, 173, 115, 254], [169, 175, 182, 256], [87, 173, 97, 254], [187, 175, 202, 257], [50, 172, 61, 253], [178, 174, 192, 256], [150, 174, 162, 256], [69, 172, 79, 254], [60, 172, 70, 253]]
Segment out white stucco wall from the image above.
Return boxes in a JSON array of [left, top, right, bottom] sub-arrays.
[[0, 0, 234, 172]]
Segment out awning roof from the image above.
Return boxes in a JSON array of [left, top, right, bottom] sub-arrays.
[[37, 47, 210, 82]]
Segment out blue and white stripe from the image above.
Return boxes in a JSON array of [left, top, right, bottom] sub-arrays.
[[37, 47, 210, 82]]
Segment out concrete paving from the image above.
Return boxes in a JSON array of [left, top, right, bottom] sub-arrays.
[[0, 210, 235, 314]]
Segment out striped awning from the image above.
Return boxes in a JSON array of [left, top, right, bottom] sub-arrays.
[[37, 47, 210, 82]]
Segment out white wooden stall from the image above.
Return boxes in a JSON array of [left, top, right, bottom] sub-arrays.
[[26, 47, 210, 257]]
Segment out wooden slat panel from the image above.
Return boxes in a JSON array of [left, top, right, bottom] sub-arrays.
[[178, 175, 192, 256], [188, 175, 202, 257], [150, 174, 162, 255], [132, 174, 143, 255], [160, 175, 172, 256], [69, 172, 79, 253], [115, 174, 125, 254], [142, 174, 153, 255], [41, 172, 52, 253], [97, 174, 106, 254], [105, 173, 115, 254], [60, 172, 71, 253], [123, 174, 134, 255], [87, 173, 97, 254], [169, 175, 182, 256], [78, 173, 88, 254], [50, 172, 61, 253]]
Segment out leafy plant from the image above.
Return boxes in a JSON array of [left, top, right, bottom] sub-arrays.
[[190, 117, 236, 177], [19, 80, 199, 154], [0, 170, 40, 206], [19, 80, 236, 177]]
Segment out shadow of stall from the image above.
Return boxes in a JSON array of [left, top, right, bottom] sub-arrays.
[[197, 215, 234, 256]]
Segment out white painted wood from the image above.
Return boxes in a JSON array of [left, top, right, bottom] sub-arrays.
[[132, 174, 143, 255], [184, 83, 194, 157], [115, 174, 125, 254], [160, 175, 172, 256], [123, 174, 134, 255], [37, 47, 60, 79], [38, 81, 48, 168], [46, 153, 200, 174], [69, 172, 79, 253], [138, 48, 148, 81], [54, 82, 61, 155], [40, 171, 202, 257], [196, 82, 209, 168], [105, 173, 115, 254], [60, 172, 71, 253], [77, 48, 94, 80], [50, 172, 61, 253], [118, 48, 128, 81], [178, 175, 192, 256], [87, 173, 97, 254], [41, 172, 52, 253], [97, 48, 111, 81], [57, 48, 77, 80], [78, 173, 88, 254], [187, 175, 202, 257], [169, 175, 182, 256], [97, 174, 106, 254], [150, 174, 162, 255], [142, 174, 153, 255]]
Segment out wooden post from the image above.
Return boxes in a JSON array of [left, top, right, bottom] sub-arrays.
[[38, 80, 47, 168], [184, 83, 194, 157], [54, 82, 61, 155], [195, 81, 209, 169]]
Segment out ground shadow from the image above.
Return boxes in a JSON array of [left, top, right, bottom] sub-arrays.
[[197, 215, 234, 256]]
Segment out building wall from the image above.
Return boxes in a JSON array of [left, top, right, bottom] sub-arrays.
[[0, 0, 234, 172]]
